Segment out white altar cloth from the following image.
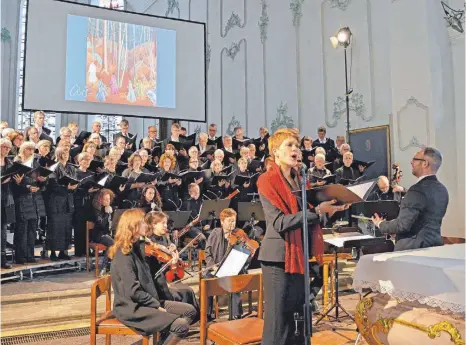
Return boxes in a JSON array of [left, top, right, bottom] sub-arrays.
[[352, 244, 466, 314]]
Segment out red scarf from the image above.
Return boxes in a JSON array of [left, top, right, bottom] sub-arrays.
[[258, 162, 324, 274]]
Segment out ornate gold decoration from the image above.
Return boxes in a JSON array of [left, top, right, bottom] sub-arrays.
[[356, 297, 466, 345]]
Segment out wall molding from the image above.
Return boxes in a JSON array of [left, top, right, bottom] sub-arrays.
[[165, 0, 180, 18], [290, 0, 304, 28], [329, 92, 367, 128], [220, 39, 248, 135], [394, 96, 431, 151], [325, 0, 352, 11], [271, 101, 295, 133], [220, 0, 247, 38], [259, 0, 269, 127]]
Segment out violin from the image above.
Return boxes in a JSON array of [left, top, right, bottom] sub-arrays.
[[228, 228, 260, 254], [144, 238, 173, 263]]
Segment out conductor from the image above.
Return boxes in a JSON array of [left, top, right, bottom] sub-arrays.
[[372, 147, 449, 251]]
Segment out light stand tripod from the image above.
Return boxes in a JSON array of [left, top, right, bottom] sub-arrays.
[[314, 244, 354, 324]]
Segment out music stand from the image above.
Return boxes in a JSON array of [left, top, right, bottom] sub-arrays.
[[165, 211, 192, 229], [238, 202, 265, 240], [198, 199, 231, 223]]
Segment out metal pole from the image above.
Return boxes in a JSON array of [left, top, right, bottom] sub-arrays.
[[344, 47, 351, 146], [301, 164, 312, 345]]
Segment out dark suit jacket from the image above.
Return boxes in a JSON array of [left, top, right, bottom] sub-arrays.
[[25, 126, 53, 144], [114, 132, 136, 151], [379, 175, 449, 251]]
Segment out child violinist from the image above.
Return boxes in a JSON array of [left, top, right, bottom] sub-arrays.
[[108, 209, 196, 345], [144, 211, 200, 322]]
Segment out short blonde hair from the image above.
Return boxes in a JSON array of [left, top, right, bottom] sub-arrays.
[[15, 141, 35, 162], [0, 138, 12, 149], [127, 153, 142, 169], [220, 208, 237, 222], [314, 153, 325, 161], [199, 132, 208, 140], [37, 139, 51, 149], [77, 152, 92, 163], [238, 157, 248, 165], [268, 128, 300, 158], [315, 147, 326, 155]]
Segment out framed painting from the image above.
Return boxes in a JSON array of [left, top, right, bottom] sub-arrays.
[[348, 125, 391, 180]]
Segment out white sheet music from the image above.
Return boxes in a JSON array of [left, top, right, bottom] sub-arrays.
[[347, 180, 375, 199], [324, 234, 375, 248], [48, 162, 59, 172], [215, 247, 250, 278], [98, 175, 109, 186]]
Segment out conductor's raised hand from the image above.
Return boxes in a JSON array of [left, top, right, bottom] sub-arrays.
[[371, 213, 385, 228]]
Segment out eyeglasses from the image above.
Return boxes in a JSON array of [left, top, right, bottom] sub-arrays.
[[412, 158, 426, 162]]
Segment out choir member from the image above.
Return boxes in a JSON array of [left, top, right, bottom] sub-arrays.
[[73, 152, 99, 256], [46, 146, 78, 261], [36, 140, 52, 159], [7, 130, 25, 156], [91, 121, 108, 143], [208, 123, 218, 141], [179, 183, 207, 248], [122, 153, 146, 203], [108, 208, 196, 345], [26, 127, 41, 146], [90, 189, 115, 275], [257, 127, 270, 158], [113, 119, 136, 151], [1, 138, 15, 268], [24, 111, 53, 144], [333, 143, 351, 171], [334, 151, 364, 184], [208, 159, 232, 198], [138, 184, 163, 211], [308, 153, 331, 186], [13, 142, 47, 263], [158, 154, 182, 211]]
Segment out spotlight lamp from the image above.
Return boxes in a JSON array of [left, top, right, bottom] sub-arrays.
[[330, 27, 352, 48]]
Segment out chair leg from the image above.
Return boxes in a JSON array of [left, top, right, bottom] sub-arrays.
[[90, 330, 96, 345], [95, 250, 99, 278], [105, 334, 111, 345], [142, 336, 150, 345], [86, 251, 90, 273], [248, 291, 252, 313], [214, 296, 219, 318]]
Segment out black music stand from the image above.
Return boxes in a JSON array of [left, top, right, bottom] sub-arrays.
[[198, 199, 231, 224], [238, 202, 265, 240]]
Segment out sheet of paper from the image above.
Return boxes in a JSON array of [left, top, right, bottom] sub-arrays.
[[324, 234, 375, 248], [215, 248, 250, 278], [347, 180, 375, 200]]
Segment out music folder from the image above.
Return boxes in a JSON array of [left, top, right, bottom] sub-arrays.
[[207, 136, 223, 148], [105, 175, 128, 191], [89, 159, 104, 172], [237, 202, 265, 222], [293, 184, 363, 207], [160, 172, 181, 182], [38, 156, 56, 168], [198, 199, 232, 221], [180, 132, 197, 143], [164, 211, 192, 229], [74, 131, 91, 146], [215, 245, 251, 278], [351, 200, 400, 220], [211, 172, 235, 186], [248, 159, 263, 172], [179, 169, 206, 183], [200, 147, 215, 158], [134, 172, 158, 183], [1, 162, 33, 182], [310, 173, 335, 184], [57, 175, 81, 186], [232, 138, 253, 151], [234, 172, 259, 186], [28, 166, 54, 179], [351, 160, 375, 170]]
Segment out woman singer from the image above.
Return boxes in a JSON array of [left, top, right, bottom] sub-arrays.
[[257, 128, 349, 345]]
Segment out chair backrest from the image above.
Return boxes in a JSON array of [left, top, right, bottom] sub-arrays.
[[90, 275, 112, 332], [199, 273, 263, 345], [86, 221, 95, 244]]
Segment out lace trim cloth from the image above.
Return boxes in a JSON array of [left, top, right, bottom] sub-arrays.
[[353, 279, 465, 315]]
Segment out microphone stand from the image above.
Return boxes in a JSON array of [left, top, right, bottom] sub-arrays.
[[297, 164, 312, 345]]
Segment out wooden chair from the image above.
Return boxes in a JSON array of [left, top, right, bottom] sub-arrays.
[[199, 272, 264, 345], [86, 221, 108, 277], [90, 276, 159, 345], [198, 249, 219, 318]]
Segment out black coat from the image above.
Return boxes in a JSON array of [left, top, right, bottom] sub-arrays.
[[1, 158, 16, 224], [12, 158, 47, 221], [379, 175, 449, 251], [90, 207, 111, 243], [110, 241, 178, 336]]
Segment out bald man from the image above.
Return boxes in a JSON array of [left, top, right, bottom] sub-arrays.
[[368, 176, 405, 202]]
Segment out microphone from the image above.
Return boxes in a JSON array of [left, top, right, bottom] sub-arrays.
[[167, 198, 179, 211], [206, 190, 220, 200], [300, 163, 307, 177]]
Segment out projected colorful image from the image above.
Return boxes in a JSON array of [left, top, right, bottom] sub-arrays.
[[65, 15, 176, 108]]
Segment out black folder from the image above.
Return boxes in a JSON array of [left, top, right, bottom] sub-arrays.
[[351, 160, 375, 170], [134, 172, 158, 183], [234, 172, 259, 186], [207, 136, 223, 149], [89, 159, 105, 172], [293, 184, 363, 206], [211, 172, 235, 185], [179, 169, 207, 183], [248, 159, 264, 172], [200, 147, 215, 158], [232, 138, 253, 151], [1, 162, 33, 182], [169, 141, 184, 152], [160, 172, 181, 182], [116, 162, 128, 175], [338, 175, 365, 186], [28, 166, 55, 178], [351, 200, 400, 220], [223, 150, 236, 165], [310, 174, 335, 184], [105, 175, 129, 190], [221, 165, 233, 175], [57, 175, 81, 186], [74, 131, 91, 146], [38, 156, 56, 168], [179, 133, 196, 143]]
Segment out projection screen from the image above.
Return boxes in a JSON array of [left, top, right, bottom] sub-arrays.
[[23, 0, 206, 122]]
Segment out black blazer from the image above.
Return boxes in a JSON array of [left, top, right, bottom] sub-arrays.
[[114, 132, 136, 151], [258, 192, 319, 263], [379, 175, 449, 251]]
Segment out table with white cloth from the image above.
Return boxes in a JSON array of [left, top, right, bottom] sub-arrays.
[[352, 244, 466, 345]]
